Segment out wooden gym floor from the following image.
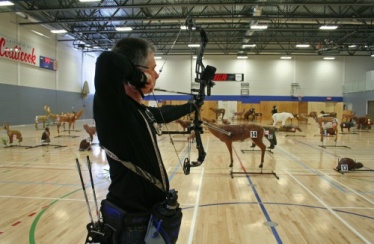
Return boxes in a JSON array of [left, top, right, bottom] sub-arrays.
[[0, 119, 373, 244]]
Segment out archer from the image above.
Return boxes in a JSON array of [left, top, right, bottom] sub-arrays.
[[88, 37, 201, 243]]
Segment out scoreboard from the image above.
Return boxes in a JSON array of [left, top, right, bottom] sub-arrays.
[[213, 73, 244, 81], [39, 56, 58, 71]]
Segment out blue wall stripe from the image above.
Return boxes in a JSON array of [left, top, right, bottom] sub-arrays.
[[145, 94, 343, 103]]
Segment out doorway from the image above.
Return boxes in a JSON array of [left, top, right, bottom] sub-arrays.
[[367, 100, 374, 118]]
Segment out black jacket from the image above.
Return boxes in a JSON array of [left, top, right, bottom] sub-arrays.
[[94, 51, 195, 212]]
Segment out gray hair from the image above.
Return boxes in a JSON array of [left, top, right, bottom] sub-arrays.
[[111, 37, 156, 66]]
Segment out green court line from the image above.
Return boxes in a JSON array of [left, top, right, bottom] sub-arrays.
[[29, 188, 81, 244]]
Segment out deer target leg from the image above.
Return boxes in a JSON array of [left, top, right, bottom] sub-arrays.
[[258, 142, 266, 168], [225, 141, 233, 167], [251, 139, 265, 168], [68, 123, 72, 134]]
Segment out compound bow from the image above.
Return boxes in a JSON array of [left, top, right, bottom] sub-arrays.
[[155, 17, 216, 175], [182, 17, 216, 175]]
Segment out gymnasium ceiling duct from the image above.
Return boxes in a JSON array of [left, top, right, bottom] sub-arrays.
[[1, 0, 374, 56]]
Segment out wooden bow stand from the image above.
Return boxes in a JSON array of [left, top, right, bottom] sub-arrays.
[[319, 137, 351, 149], [25, 142, 66, 149], [230, 166, 279, 180]]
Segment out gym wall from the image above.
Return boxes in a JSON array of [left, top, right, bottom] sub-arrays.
[[1, 12, 374, 125]]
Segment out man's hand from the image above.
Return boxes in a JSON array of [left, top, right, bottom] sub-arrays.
[[188, 96, 204, 107]]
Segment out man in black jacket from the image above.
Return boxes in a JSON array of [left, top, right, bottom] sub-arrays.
[[94, 37, 197, 243]]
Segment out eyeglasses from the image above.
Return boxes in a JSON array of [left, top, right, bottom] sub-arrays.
[[136, 64, 158, 74], [135, 64, 149, 69], [144, 108, 163, 135]]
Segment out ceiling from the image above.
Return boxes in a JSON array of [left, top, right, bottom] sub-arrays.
[[2, 0, 374, 56]]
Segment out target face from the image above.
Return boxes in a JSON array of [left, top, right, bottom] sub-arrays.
[[250, 131, 257, 138], [340, 164, 348, 172]]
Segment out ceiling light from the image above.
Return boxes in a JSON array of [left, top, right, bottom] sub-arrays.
[[181, 25, 195, 30], [31, 30, 50, 38], [296, 44, 310, 48], [188, 44, 200, 48], [51, 29, 67, 34], [250, 25, 268, 30], [0, 1, 14, 6], [242, 44, 256, 48], [323, 57, 335, 60], [237, 55, 248, 59], [79, 0, 101, 2], [371, 54, 374, 57], [115, 27, 132, 31], [280, 56, 292, 60], [15, 11, 27, 18], [154, 56, 163, 60], [319, 25, 338, 30], [348, 45, 357, 48]]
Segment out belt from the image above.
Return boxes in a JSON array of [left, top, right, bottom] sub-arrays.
[[101, 199, 150, 227], [123, 212, 150, 226]]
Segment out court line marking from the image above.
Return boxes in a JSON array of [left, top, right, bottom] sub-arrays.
[[183, 202, 374, 222], [167, 142, 189, 179], [0, 166, 80, 170], [187, 137, 210, 244], [233, 147, 283, 244], [284, 169, 371, 243], [187, 168, 204, 244], [0, 180, 80, 186], [165, 136, 205, 244], [276, 146, 347, 192], [29, 189, 81, 244], [316, 169, 374, 205], [334, 206, 374, 210]]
